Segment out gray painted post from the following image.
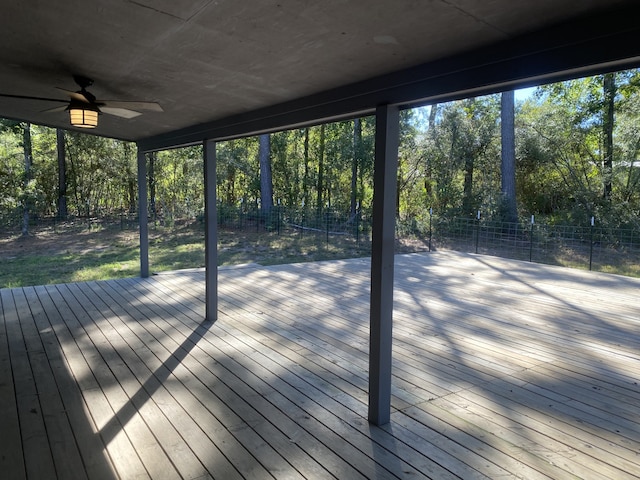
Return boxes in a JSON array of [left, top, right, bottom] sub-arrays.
[[368, 105, 400, 426], [137, 148, 149, 278], [204, 139, 218, 322]]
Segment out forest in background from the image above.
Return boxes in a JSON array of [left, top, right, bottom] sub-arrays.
[[1, 69, 640, 237]]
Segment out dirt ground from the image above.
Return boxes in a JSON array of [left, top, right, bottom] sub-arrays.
[[0, 222, 141, 259], [0, 220, 431, 261]]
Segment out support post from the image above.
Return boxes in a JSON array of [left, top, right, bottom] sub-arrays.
[[368, 105, 400, 426], [204, 139, 218, 322], [137, 148, 149, 278]]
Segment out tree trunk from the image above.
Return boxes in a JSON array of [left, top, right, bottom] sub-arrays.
[[603, 73, 615, 200], [259, 133, 273, 213], [122, 142, 136, 214], [148, 151, 157, 219], [424, 104, 438, 202], [428, 103, 438, 130], [316, 124, 326, 216], [462, 155, 474, 217], [500, 90, 518, 223], [350, 118, 361, 217], [56, 129, 68, 219], [22, 123, 32, 236], [303, 127, 310, 211]]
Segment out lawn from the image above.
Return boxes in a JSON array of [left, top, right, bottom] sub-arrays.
[[0, 219, 381, 288], [1, 217, 636, 288]]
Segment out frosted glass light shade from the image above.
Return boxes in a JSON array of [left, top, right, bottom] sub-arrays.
[[69, 107, 98, 128]]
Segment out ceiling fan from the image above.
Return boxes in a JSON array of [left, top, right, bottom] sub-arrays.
[[0, 75, 163, 128]]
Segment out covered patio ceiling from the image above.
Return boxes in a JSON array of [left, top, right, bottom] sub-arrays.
[[3, 0, 640, 433], [1, 0, 640, 150]]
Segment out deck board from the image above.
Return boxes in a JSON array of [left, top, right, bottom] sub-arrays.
[[2, 288, 58, 480], [1, 251, 640, 479], [0, 289, 27, 480]]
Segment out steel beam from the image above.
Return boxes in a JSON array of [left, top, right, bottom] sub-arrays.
[[204, 139, 218, 322], [137, 148, 149, 278], [368, 104, 399, 426]]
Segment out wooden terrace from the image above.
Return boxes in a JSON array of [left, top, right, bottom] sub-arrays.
[[1, 251, 639, 479]]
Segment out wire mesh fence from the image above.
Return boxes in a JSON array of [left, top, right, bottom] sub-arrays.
[[214, 205, 639, 275], [5, 205, 640, 277], [216, 204, 370, 245], [427, 216, 640, 275]]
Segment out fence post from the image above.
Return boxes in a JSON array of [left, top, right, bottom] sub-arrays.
[[356, 207, 361, 246], [475, 211, 481, 254], [277, 203, 281, 235], [326, 210, 330, 245], [529, 215, 534, 262], [256, 201, 260, 233], [429, 207, 433, 252]]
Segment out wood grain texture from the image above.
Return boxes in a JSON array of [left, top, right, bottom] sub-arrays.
[[1, 251, 639, 479]]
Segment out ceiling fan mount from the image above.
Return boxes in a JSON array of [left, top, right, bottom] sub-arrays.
[[73, 75, 94, 90]]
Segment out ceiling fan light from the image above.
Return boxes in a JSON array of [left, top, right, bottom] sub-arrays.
[[69, 105, 99, 128]]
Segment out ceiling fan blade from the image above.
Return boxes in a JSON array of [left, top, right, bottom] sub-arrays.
[[102, 100, 163, 112], [0, 93, 67, 103], [55, 87, 90, 103], [100, 106, 143, 119], [42, 105, 68, 113]]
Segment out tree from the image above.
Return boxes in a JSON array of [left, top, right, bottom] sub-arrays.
[[395, 109, 425, 218], [149, 151, 157, 219], [154, 145, 203, 221], [315, 124, 326, 215], [217, 137, 257, 206], [603, 73, 615, 200], [302, 127, 311, 210], [56, 129, 68, 219], [527, 76, 621, 222], [500, 90, 518, 223], [350, 118, 361, 217], [0, 119, 24, 225], [21, 123, 33, 235], [271, 129, 304, 208]]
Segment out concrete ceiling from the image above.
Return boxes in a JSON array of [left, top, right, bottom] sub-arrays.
[[1, 0, 639, 148]]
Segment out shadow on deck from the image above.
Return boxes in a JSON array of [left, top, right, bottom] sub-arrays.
[[1, 251, 639, 479]]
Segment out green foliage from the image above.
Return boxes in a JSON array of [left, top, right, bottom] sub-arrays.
[[216, 137, 258, 206], [153, 145, 203, 221], [1, 68, 640, 237], [517, 70, 640, 227], [410, 97, 501, 219], [0, 125, 23, 224], [65, 133, 138, 217]]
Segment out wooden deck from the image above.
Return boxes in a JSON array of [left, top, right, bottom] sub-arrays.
[[1, 251, 639, 479]]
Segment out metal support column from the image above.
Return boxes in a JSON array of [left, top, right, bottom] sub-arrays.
[[368, 104, 400, 426], [204, 139, 218, 322], [137, 148, 149, 278]]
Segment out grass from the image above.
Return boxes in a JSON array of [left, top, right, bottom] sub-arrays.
[[1, 218, 637, 288], [0, 220, 376, 288], [0, 245, 140, 288]]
